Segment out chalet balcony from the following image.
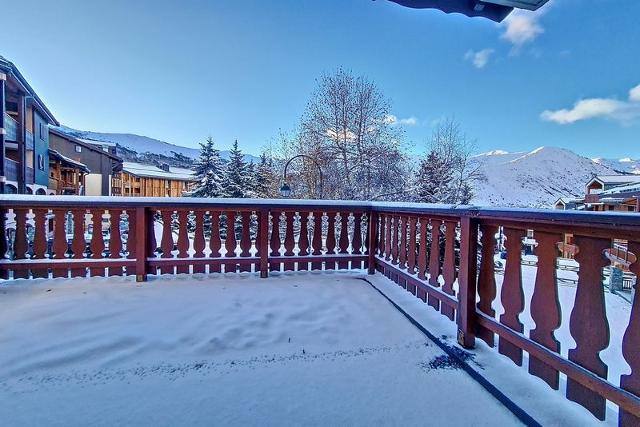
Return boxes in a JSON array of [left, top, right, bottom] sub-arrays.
[[0, 196, 638, 426], [3, 113, 17, 141], [4, 158, 18, 181]]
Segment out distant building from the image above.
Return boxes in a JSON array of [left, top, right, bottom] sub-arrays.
[[584, 175, 640, 212], [112, 162, 197, 197], [0, 55, 59, 194], [48, 149, 90, 195], [49, 128, 122, 196], [553, 197, 584, 211]]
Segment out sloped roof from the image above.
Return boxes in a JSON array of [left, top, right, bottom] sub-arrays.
[[49, 149, 90, 173], [122, 162, 196, 181], [0, 55, 58, 126], [387, 0, 549, 22], [49, 127, 122, 162], [592, 175, 640, 184]]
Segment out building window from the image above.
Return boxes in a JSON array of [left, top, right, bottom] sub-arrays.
[[39, 123, 47, 140], [75, 145, 82, 153], [38, 154, 45, 171]]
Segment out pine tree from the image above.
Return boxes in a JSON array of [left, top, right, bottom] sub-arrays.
[[416, 151, 453, 203], [244, 161, 258, 198], [191, 137, 224, 198], [222, 140, 248, 198], [255, 152, 274, 198]]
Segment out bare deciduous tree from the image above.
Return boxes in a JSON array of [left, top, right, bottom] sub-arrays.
[[288, 68, 409, 200]]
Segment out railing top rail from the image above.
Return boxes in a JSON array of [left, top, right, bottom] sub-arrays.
[[1, 195, 640, 228]]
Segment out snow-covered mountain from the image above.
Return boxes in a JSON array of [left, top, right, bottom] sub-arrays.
[[471, 147, 618, 208], [592, 157, 640, 175], [55, 126, 259, 163]]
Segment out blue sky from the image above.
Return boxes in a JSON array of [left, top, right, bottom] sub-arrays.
[[3, 0, 639, 158]]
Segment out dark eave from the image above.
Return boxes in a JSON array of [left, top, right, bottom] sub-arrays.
[[0, 55, 59, 126], [49, 127, 123, 162], [386, 0, 549, 22]]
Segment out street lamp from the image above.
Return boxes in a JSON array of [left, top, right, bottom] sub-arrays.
[[280, 154, 324, 199], [279, 182, 292, 198]]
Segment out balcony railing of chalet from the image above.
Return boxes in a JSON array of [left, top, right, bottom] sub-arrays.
[[0, 196, 639, 425], [3, 113, 17, 141], [26, 130, 34, 150], [4, 159, 19, 182]]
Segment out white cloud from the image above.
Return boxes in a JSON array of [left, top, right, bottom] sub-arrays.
[[384, 114, 418, 126], [541, 83, 640, 125], [464, 48, 495, 69], [629, 84, 640, 102], [500, 10, 545, 47]]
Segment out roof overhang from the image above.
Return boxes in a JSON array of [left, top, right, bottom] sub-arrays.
[[0, 57, 59, 126], [386, 0, 549, 22]]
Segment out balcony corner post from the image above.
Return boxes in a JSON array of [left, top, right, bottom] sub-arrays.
[[367, 209, 378, 275], [259, 208, 269, 278], [457, 214, 479, 349], [135, 206, 148, 282]]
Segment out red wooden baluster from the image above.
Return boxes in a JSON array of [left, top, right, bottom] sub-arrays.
[[384, 215, 392, 261], [192, 210, 206, 274], [398, 216, 407, 271], [620, 241, 640, 427], [325, 212, 337, 270], [283, 211, 296, 271], [225, 211, 238, 273], [209, 211, 222, 273], [297, 211, 310, 271], [160, 210, 175, 275], [352, 212, 363, 270], [441, 221, 457, 320], [416, 219, 428, 302], [499, 228, 526, 366], [417, 218, 428, 282], [12, 209, 29, 279], [52, 209, 69, 278], [108, 209, 124, 276], [89, 208, 106, 277], [126, 209, 138, 276], [428, 220, 442, 310], [176, 210, 190, 274], [239, 211, 253, 272], [311, 212, 323, 270], [70, 209, 87, 278], [528, 231, 562, 389], [31, 208, 49, 278], [269, 211, 281, 272], [352, 213, 363, 255], [477, 224, 498, 346], [0, 208, 7, 280], [337, 212, 350, 270], [567, 236, 610, 421], [407, 217, 417, 275], [375, 214, 384, 257], [390, 215, 399, 266]]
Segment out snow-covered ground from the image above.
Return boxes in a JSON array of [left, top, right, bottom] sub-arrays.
[[0, 272, 521, 427]]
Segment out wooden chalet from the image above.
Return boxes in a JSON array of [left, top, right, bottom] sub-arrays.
[[48, 149, 89, 195], [112, 162, 197, 197], [49, 128, 122, 196]]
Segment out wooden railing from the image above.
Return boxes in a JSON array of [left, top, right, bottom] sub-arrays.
[[0, 196, 638, 425]]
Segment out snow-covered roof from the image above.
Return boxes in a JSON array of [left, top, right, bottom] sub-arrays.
[[48, 149, 90, 173], [77, 138, 116, 147], [602, 182, 640, 195], [122, 162, 196, 181], [591, 175, 640, 184]]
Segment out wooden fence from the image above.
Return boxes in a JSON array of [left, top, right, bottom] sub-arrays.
[[0, 196, 638, 425]]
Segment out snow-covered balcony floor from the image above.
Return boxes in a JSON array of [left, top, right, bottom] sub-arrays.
[[0, 272, 524, 427]]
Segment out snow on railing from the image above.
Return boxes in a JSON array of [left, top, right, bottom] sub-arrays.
[[0, 195, 639, 425]]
